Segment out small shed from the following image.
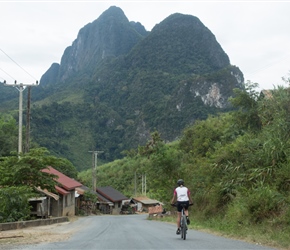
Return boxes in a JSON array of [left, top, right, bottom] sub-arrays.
[[29, 187, 59, 218], [132, 196, 163, 212]]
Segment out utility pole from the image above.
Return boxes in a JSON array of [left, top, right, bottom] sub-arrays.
[[134, 172, 147, 196], [141, 174, 147, 195], [144, 174, 147, 196], [3, 80, 38, 155], [88, 150, 103, 191], [134, 171, 137, 196], [142, 174, 144, 194], [25, 86, 31, 153]]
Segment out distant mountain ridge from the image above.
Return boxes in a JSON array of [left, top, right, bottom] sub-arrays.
[[0, 6, 244, 170], [127, 13, 230, 73], [41, 6, 148, 86]]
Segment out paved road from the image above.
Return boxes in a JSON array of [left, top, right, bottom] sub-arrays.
[[14, 214, 276, 250]]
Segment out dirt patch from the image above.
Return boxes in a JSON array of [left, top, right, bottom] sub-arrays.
[[0, 217, 79, 248]]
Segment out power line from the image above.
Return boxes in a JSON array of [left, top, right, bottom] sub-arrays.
[[0, 66, 16, 80], [0, 47, 37, 81], [0, 75, 6, 81], [246, 54, 290, 78]]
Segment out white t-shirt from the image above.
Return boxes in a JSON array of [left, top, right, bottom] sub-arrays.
[[174, 186, 190, 202]]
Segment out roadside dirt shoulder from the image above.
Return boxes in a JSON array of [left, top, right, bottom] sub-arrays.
[[0, 216, 79, 248]]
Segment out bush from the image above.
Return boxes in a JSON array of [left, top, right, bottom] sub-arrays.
[[225, 196, 250, 226], [0, 186, 33, 223], [245, 185, 286, 223]]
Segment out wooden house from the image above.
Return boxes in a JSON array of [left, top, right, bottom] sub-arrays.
[[96, 186, 128, 215], [41, 167, 82, 217]]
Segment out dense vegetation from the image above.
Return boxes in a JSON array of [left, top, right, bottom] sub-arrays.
[[0, 115, 78, 222], [22, 64, 240, 171], [1, 79, 290, 247], [78, 81, 290, 248]]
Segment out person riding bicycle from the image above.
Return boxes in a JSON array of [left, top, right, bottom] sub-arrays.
[[171, 179, 193, 235]]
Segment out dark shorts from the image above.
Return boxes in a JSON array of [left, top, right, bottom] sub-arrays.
[[177, 201, 189, 212]]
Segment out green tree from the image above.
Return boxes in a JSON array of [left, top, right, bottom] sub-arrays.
[[138, 131, 164, 157], [42, 155, 78, 179], [146, 141, 182, 202], [229, 81, 262, 132], [0, 115, 18, 157], [179, 113, 240, 158], [0, 186, 33, 222], [0, 148, 57, 191], [0, 147, 79, 222]]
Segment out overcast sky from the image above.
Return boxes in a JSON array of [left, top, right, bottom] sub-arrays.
[[0, 1, 290, 91]]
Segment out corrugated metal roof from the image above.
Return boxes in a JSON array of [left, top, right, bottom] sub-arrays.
[[42, 166, 82, 190], [96, 186, 128, 203], [96, 192, 111, 203], [261, 89, 273, 99], [140, 199, 162, 205], [75, 187, 85, 195], [133, 196, 162, 205]]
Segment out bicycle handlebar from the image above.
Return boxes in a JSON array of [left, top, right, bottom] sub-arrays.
[[171, 203, 193, 207]]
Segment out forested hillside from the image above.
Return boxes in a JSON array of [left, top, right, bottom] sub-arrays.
[[0, 6, 244, 171], [78, 82, 290, 248]]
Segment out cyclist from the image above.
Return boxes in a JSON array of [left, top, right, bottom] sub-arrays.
[[171, 179, 193, 235]]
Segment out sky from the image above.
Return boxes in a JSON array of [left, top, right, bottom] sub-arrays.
[[0, 0, 290, 91]]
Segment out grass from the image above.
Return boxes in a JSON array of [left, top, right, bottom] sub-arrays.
[[150, 213, 290, 250]]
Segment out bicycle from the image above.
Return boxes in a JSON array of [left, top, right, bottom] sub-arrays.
[[180, 203, 188, 240], [172, 203, 192, 240]]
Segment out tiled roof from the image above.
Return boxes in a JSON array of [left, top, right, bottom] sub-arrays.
[[55, 185, 70, 195], [42, 166, 82, 191], [96, 186, 128, 203]]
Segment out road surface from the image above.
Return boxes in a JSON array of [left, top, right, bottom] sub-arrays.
[[3, 214, 276, 250]]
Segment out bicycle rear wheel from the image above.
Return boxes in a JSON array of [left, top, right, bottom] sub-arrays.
[[181, 216, 187, 240]]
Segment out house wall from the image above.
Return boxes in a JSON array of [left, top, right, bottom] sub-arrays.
[[98, 203, 112, 214], [62, 191, 76, 216], [50, 198, 61, 217], [111, 201, 122, 215], [136, 202, 143, 212], [50, 191, 76, 217], [29, 199, 48, 218]]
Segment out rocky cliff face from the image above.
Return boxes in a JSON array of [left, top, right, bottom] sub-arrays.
[[40, 6, 148, 85], [27, 6, 245, 167]]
